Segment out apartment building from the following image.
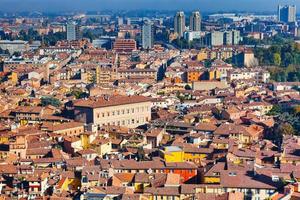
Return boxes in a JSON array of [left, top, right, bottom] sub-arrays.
[[113, 39, 137, 53], [228, 68, 270, 83], [73, 95, 152, 128], [96, 65, 117, 84], [117, 68, 157, 81]]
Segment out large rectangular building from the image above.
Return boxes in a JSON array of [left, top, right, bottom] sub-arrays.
[[208, 31, 224, 46], [206, 30, 241, 46], [73, 95, 152, 128], [174, 11, 186, 38], [142, 20, 154, 49], [66, 22, 81, 41], [117, 68, 157, 81], [0, 40, 29, 54], [113, 39, 137, 53], [228, 68, 270, 83], [278, 5, 296, 23]]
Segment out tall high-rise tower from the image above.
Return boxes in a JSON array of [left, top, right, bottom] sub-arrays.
[[117, 16, 124, 26], [190, 11, 201, 31], [67, 22, 80, 41], [174, 11, 185, 38], [278, 5, 296, 23], [142, 20, 154, 49]]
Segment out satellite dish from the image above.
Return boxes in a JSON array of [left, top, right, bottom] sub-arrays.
[[147, 168, 153, 174]]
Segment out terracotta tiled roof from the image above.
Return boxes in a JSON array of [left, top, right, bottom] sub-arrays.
[[144, 187, 180, 196], [26, 148, 51, 156], [73, 95, 151, 108], [0, 164, 17, 174], [13, 106, 43, 114], [145, 128, 163, 137], [195, 123, 217, 132], [220, 170, 280, 189], [47, 122, 84, 132], [114, 173, 135, 183]]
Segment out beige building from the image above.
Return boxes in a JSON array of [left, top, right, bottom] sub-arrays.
[[73, 95, 152, 128], [96, 65, 117, 84], [243, 50, 257, 67], [45, 122, 85, 136], [192, 81, 229, 91], [117, 68, 157, 81], [228, 68, 270, 83]]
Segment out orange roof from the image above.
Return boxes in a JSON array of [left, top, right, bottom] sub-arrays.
[[114, 173, 135, 183], [73, 95, 151, 108]]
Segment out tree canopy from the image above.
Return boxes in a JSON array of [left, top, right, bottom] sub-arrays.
[[41, 96, 61, 107]]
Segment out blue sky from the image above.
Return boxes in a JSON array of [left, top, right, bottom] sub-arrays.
[[0, 0, 299, 12]]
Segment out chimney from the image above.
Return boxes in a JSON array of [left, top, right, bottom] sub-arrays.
[[103, 95, 110, 101], [253, 163, 257, 176]]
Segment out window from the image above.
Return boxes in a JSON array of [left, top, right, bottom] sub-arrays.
[[131, 108, 134, 113], [132, 119, 135, 124], [229, 172, 236, 176]]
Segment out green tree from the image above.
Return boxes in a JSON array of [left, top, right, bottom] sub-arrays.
[[90, 74, 97, 84], [267, 105, 282, 116], [294, 105, 300, 115], [273, 53, 281, 66], [83, 30, 96, 41], [185, 84, 192, 90], [41, 97, 61, 107], [70, 88, 88, 99], [278, 123, 295, 135], [282, 52, 294, 67]]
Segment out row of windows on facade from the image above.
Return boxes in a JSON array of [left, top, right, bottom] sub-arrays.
[[154, 196, 176, 200], [114, 169, 195, 173], [231, 73, 252, 77], [98, 117, 149, 127], [120, 72, 155, 76], [96, 106, 150, 118], [231, 72, 267, 77], [223, 188, 274, 196], [17, 113, 38, 116]]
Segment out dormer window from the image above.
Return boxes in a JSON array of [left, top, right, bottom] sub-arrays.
[[229, 172, 236, 176]]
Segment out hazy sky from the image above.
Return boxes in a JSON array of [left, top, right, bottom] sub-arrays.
[[0, 0, 299, 12]]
